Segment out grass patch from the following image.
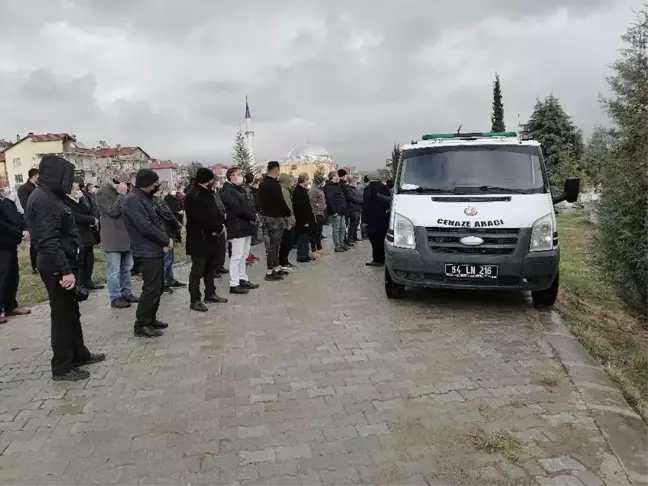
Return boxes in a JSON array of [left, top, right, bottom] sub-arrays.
[[16, 242, 188, 308], [557, 212, 648, 423], [537, 372, 560, 389], [469, 429, 524, 463]]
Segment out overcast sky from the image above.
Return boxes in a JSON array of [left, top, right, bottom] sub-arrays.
[[0, 0, 637, 168]]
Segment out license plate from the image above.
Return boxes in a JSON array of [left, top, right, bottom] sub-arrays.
[[445, 264, 498, 279]]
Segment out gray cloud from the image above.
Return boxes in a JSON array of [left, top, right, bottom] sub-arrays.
[[0, 0, 637, 168]]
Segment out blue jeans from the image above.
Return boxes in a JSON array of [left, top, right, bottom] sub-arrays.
[[105, 251, 133, 301], [164, 249, 175, 284], [331, 214, 347, 247]]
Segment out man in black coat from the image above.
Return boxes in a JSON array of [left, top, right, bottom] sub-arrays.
[[362, 173, 392, 266], [184, 168, 227, 312], [257, 161, 292, 281], [221, 167, 260, 295], [122, 169, 173, 338], [341, 175, 364, 245], [18, 168, 39, 274], [323, 171, 348, 252], [26, 155, 105, 381], [0, 179, 31, 325], [65, 178, 104, 292], [292, 173, 316, 263], [164, 190, 184, 226], [153, 193, 185, 293]]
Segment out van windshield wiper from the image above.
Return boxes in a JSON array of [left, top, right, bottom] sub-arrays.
[[399, 187, 466, 195], [477, 185, 529, 194]]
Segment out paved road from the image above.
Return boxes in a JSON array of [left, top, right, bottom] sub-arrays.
[[0, 237, 632, 485]]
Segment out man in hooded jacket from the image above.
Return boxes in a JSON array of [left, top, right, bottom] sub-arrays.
[[26, 155, 105, 381]]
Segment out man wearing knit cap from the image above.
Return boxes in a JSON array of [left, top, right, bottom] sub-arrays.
[[184, 167, 227, 312], [122, 169, 172, 338], [97, 170, 138, 309]]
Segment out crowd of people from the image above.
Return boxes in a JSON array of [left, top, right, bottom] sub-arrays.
[[0, 156, 393, 381]]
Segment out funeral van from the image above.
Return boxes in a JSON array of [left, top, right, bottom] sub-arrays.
[[384, 131, 579, 307]]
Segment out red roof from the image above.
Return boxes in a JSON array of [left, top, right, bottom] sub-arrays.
[[151, 160, 179, 170], [95, 146, 141, 158], [31, 133, 72, 142], [211, 164, 227, 176]]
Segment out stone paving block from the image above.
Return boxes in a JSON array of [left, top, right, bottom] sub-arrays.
[[539, 456, 587, 473], [0, 256, 630, 485], [536, 475, 585, 486]]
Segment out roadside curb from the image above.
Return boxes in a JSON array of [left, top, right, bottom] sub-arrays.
[[540, 311, 648, 486]]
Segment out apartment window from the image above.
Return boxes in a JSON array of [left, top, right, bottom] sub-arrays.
[[14, 174, 23, 184], [12, 157, 21, 168]]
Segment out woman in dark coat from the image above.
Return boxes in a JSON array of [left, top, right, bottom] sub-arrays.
[[362, 173, 392, 266], [292, 173, 316, 263], [65, 181, 102, 290]]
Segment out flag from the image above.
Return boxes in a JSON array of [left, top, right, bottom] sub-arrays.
[[245, 96, 251, 119]]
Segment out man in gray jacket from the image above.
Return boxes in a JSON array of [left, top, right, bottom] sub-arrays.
[[96, 171, 139, 309]]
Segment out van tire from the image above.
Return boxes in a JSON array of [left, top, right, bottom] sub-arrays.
[[532, 271, 559, 307], [385, 268, 405, 299]]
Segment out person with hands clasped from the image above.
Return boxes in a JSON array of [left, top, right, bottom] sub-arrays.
[[122, 169, 172, 338], [184, 168, 228, 313], [26, 155, 105, 381], [220, 166, 260, 295]]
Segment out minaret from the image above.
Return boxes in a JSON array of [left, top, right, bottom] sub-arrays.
[[244, 95, 255, 166]]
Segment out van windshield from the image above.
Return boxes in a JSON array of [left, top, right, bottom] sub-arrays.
[[398, 145, 547, 195]]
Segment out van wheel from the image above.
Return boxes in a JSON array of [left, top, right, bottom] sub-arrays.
[[385, 268, 405, 299], [532, 271, 559, 307]]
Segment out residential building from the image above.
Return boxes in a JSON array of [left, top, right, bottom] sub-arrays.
[[93, 145, 151, 185], [0, 152, 6, 184], [150, 160, 182, 192], [2, 133, 94, 189], [211, 164, 227, 182]]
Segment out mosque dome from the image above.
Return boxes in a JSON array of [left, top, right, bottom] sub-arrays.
[[286, 143, 332, 161]]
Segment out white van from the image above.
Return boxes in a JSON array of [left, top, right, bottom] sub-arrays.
[[384, 131, 579, 307]]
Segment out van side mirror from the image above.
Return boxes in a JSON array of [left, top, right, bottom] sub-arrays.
[[553, 178, 580, 205]]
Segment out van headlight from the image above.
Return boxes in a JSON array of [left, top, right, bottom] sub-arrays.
[[393, 213, 416, 249], [529, 213, 553, 252]]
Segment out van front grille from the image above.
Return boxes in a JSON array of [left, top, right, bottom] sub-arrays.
[[425, 227, 520, 255]]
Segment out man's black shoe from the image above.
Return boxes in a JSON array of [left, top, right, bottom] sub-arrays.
[[366, 261, 384, 267], [162, 286, 173, 294], [124, 294, 140, 303], [297, 258, 311, 263], [134, 326, 163, 338], [86, 282, 105, 291], [152, 320, 169, 329], [240, 280, 259, 289], [111, 299, 131, 309], [265, 271, 284, 281], [190, 302, 209, 312], [72, 353, 106, 368], [169, 280, 186, 288], [216, 267, 229, 274], [284, 262, 296, 269], [229, 286, 249, 295], [53, 369, 90, 381], [205, 295, 228, 304]]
